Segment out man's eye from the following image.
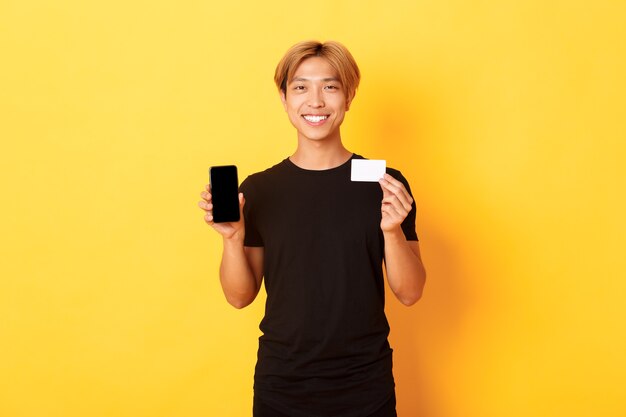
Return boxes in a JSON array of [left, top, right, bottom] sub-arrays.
[[325, 85, 339, 90], [293, 85, 305, 90]]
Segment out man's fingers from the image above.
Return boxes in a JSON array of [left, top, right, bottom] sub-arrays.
[[381, 203, 403, 222], [197, 201, 213, 211], [382, 193, 412, 213], [381, 173, 405, 190], [379, 174, 413, 209], [382, 203, 407, 221], [238, 193, 245, 219], [200, 190, 212, 201]]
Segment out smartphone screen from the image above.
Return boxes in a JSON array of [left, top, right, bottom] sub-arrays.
[[209, 165, 240, 223]]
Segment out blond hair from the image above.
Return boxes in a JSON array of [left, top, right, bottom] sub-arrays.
[[274, 40, 361, 101]]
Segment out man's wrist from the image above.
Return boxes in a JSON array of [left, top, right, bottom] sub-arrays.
[[382, 227, 405, 242], [223, 232, 245, 247]]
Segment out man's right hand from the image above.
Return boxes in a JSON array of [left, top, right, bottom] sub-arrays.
[[198, 184, 246, 241]]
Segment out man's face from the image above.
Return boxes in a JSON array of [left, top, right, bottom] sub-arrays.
[[280, 57, 352, 143]]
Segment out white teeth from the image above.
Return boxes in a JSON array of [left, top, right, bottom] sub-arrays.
[[303, 115, 328, 123]]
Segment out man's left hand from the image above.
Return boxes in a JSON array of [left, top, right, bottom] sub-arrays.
[[379, 173, 414, 233]]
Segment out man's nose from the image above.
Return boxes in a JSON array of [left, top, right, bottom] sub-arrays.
[[308, 88, 324, 107]]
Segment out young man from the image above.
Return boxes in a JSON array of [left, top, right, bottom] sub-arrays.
[[199, 40, 426, 417]]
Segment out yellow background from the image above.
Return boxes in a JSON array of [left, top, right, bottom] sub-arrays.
[[1, 1, 625, 416]]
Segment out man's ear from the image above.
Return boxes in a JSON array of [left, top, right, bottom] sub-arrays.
[[280, 90, 287, 111]]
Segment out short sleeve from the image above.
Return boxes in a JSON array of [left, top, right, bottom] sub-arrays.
[[388, 169, 419, 241], [239, 176, 264, 247]]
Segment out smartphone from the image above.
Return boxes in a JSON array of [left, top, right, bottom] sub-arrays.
[[209, 165, 240, 223]]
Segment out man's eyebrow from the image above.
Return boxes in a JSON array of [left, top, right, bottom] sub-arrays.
[[290, 77, 341, 83]]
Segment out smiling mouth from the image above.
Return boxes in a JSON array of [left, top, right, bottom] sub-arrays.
[[302, 115, 329, 123]]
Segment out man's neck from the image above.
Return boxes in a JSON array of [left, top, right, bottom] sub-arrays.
[[290, 137, 352, 170]]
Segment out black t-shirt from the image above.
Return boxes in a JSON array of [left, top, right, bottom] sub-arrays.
[[239, 154, 417, 417]]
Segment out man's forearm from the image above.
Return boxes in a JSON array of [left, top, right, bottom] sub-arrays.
[[383, 229, 426, 306], [219, 238, 259, 309]]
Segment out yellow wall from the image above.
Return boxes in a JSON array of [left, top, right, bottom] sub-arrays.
[[1, 1, 625, 416]]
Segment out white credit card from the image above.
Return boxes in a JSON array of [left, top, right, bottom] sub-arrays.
[[351, 159, 386, 182]]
